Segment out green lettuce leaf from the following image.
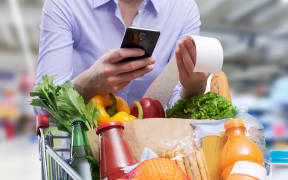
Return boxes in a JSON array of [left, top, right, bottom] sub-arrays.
[[166, 92, 236, 120]]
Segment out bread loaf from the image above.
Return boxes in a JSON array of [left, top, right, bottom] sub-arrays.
[[210, 72, 232, 103]]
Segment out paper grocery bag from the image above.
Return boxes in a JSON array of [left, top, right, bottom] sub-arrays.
[[86, 118, 195, 162], [86, 130, 100, 161], [143, 55, 179, 107]]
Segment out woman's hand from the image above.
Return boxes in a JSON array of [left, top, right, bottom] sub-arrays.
[[175, 35, 208, 98], [73, 48, 155, 102]]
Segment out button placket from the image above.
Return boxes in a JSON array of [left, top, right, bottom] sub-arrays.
[[132, 1, 146, 27], [113, 0, 126, 29]]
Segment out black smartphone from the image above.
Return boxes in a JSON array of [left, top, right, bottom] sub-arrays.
[[120, 27, 160, 62]]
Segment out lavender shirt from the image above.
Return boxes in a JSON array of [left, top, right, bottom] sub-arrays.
[[36, 0, 201, 107]]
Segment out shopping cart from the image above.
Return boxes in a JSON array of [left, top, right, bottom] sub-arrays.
[[37, 115, 83, 180]]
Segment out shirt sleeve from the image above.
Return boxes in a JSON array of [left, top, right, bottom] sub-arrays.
[[34, 0, 74, 115], [166, 0, 201, 109], [36, 0, 74, 86]]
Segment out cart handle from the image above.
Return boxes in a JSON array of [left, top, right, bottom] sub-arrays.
[[36, 114, 49, 135]]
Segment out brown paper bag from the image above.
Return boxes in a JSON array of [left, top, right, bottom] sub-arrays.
[[87, 118, 196, 161], [143, 55, 179, 107]]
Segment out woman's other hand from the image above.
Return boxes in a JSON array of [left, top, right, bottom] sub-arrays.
[[175, 35, 208, 98]]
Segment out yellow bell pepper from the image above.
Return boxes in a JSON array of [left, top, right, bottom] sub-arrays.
[[110, 112, 137, 122], [93, 94, 142, 125]]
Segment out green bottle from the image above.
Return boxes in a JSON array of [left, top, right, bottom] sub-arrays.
[[70, 118, 95, 180]]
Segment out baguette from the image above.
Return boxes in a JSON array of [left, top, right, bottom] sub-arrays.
[[210, 72, 232, 103]]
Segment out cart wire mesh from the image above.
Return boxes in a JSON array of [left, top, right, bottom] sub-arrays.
[[38, 128, 83, 180]]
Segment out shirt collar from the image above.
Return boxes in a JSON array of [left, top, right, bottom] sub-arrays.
[[92, 0, 111, 8], [149, 0, 160, 14], [92, 0, 160, 14]]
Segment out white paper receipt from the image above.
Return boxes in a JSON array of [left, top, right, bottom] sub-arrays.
[[190, 35, 224, 73]]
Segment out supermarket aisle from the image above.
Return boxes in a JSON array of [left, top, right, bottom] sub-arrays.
[[0, 135, 41, 180]]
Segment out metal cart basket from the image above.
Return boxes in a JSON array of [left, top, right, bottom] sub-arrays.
[[37, 115, 83, 180]]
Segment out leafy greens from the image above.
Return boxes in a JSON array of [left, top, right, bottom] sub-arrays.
[[166, 92, 236, 120], [30, 76, 99, 133]]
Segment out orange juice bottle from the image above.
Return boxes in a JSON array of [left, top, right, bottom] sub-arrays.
[[220, 119, 264, 180], [227, 161, 267, 180]]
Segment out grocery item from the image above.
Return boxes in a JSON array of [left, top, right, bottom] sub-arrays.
[[220, 119, 264, 180], [227, 161, 267, 180], [161, 148, 210, 180], [130, 98, 165, 118], [133, 158, 189, 180], [236, 106, 266, 154], [191, 119, 229, 180], [109, 111, 138, 122], [97, 122, 136, 180], [70, 118, 99, 180], [269, 150, 288, 180], [93, 94, 141, 125], [196, 148, 210, 180], [202, 135, 226, 180], [166, 92, 236, 120], [30, 75, 99, 133], [161, 149, 193, 179], [210, 72, 232, 103]]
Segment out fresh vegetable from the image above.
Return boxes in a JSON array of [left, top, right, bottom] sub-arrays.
[[92, 94, 142, 124], [30, 76, 99, 133], [130, 98, 165, 118], [166, 92, 236, 120], [109, 112, 137, 122]]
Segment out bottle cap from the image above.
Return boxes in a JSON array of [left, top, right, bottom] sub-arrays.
[[237, 106, 248, 113], [270, 150, 288, 163], [96, 122, 124, 135], [71, 117, 85, 126], [224, 118, 245, 130], [230, 161, 267, 180]]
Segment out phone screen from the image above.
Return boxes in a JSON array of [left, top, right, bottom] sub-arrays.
[[120, 27, 160, 62]]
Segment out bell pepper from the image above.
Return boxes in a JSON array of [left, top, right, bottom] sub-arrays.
[[110, 112, 136, 122], [93, 94, 142, 125], [130, 98, 165, 119]]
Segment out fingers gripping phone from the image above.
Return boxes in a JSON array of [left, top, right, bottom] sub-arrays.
[[120, 27, 160, 62]]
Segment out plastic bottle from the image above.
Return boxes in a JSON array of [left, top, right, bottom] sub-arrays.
[[220, 119, 264, 180], [236, 106, 266, 154], [227, 161, 267, 180]]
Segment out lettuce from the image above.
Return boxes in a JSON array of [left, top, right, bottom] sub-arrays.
[[30, 76, 99, 133], [166, 92, 236, 120]]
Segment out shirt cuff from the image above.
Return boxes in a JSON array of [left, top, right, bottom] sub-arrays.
[[166, 82, 183, 110]]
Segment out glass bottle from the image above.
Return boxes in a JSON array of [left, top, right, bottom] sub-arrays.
[[71, 118, 94, 180], [97, 122, 136, 180]]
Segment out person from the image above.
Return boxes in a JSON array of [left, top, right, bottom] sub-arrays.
[[36, 0, 208, 108]]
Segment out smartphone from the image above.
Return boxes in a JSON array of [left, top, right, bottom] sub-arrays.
[[120, 27, 160, 62]]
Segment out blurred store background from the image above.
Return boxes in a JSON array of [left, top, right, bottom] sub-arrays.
[[195, 0, 288, 151], [0, 0, 287, 179]]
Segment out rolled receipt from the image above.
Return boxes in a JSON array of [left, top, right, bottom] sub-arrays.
[[191, 35, 223, 73]]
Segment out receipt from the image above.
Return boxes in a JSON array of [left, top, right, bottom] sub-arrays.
[[191, 35, 224, 73]]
